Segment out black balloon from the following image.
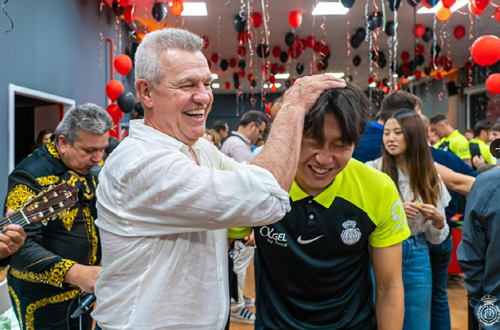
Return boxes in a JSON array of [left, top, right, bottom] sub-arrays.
[[256, 45, 270, 58], [323, 51, 331, 61], [422, 27, 433, 42], [233, 15, 245, 33], [280, 51, 289, 64], [220, 60, 229, 71], [396, 66, 404, 77], [355, 28, 366, 39], [406, 0, 421, 6], [285, 32, 296, 47], [341, 0, 356, 8], [431, 44, 441, 57], [415, 55, 425, 66], [379, 57, 387, 69], [387, 0, 401, 11], [238, 60, 246, 69], [233, 73, 239, 82], [320, 60, 329, 71], [117, 92, 135, 113], [367, 12, 383, 31], [353, 56, 361, 67], [296, 63, 305, 75], [408, 60, 416, 74], [284, 80, 291, 88], [152, 2, 167, 22], [251, 80, 257, 88], [424, 66, 432, 75], [350, 35, 363, 49], [113, 0, 126, 15], [386, 21, 395, 36]]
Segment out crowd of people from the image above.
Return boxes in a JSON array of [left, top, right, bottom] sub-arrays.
[[0, 27, 499, 330]]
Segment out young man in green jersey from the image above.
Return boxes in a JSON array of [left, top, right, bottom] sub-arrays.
[[254, 84, 411, 330]]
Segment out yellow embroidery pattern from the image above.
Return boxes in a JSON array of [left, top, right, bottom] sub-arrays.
[[35, 175, 59, 187], [8, 285, 23, 330], [9, 259, 76, 288], [83, 207, 98, 265], [25, 289, 81, 330], [5, 184, 36, 212], [60, 207, 78, 231], [46, 139, 60, 159]]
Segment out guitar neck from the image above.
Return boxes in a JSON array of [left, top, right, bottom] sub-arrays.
[[0, 210, 30, 233]]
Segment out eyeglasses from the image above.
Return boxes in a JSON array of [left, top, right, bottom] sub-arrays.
[[254, 122, 265, 135]]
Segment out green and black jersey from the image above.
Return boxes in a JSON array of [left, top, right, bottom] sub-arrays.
[[255, 159, 410, 330], [435, 130, 471, 160]]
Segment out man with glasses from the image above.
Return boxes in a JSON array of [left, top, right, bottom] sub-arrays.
[[220, 110, 267, 163]]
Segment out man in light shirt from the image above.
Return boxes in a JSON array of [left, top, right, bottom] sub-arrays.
[[92, 28, 346, 330]]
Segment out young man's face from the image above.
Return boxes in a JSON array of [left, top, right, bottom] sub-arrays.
[[490, 130, 500, 142], [295, 114, 354, 197], [430, 122, 447, 139]]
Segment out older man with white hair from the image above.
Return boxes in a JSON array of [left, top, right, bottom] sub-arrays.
[[92, 28, 346, 330]]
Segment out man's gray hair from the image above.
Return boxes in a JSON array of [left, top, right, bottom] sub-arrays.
[[135, 28, 204, 87], [54, 103, 114, 145]]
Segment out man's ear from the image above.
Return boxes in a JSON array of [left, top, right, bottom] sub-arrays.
[[57, 135, 69, 154], [136, 79, 154, 109]]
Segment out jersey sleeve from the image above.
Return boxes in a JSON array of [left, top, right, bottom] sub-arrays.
[[451, 138, 471, 160], [368, 180, 411, 248]]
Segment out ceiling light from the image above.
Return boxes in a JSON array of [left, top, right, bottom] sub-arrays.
[[325, 72, 345, 79], [312, 2, 350, 15], [417, 0, 467, 13], [211, 83, 220, 88], [211, 74, 218, 79], [393, 73, 399, 77], [263, 83, 281, 88], [263, 83, 269, 88], [275, 83, 282, 88], [369, 82, 377, 88], [274, 73, 290, 79], [177, 2, 208, 16]]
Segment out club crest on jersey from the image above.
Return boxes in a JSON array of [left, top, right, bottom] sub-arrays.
[[341, 220, 361, 245]]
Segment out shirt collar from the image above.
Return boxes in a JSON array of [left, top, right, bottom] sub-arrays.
[[289, 161, 349, 208], [129, 120, 189, 152], [231, 131, 251, 145], [470, 138, 486, 145]]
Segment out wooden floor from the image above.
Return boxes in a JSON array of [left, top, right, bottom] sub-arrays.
[[231, 260, 468, 330]]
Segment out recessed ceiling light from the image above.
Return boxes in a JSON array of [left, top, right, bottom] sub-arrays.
[[275, 83, 282, 88], [325, 72, 345, 79], [177, 2, 208, 16], [393, 73, 399, 77], [274, 73, 290, 79], [369, 82, 377, 87], [312, 2, 350, 15], [211, 74, 218, 79], [417, 0, 468, 13], [211, 83, 220, 88], [263, 83, 282, 88]]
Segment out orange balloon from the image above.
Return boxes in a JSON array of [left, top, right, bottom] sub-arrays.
[[402, 77, 408, 85], [435, 72, 443, 81], [271, 84, 278, 92], [171, 0, 184, 17], [486, 74, 500, 94], [436, 7, 452, 21], [469, 2, 485, 15]]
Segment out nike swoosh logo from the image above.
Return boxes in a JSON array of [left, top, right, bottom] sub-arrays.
[[297, 235, 324, 244]]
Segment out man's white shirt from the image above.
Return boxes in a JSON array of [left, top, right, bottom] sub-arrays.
[[93, 120, 289, 330]]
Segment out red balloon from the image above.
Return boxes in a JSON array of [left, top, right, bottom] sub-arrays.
[[401, 51, 410, 62], [225, 82, 230, 90], [472, 0, 489, 10], [250, 12, 263, 28], [211, 53, 219, 63], [238, 46, 247, 57], [486, 73, 500, 94], [300, 39, 308, 50], [107, 103, 123, 123], [123, 5, 136, 23], [306, 36, 315, 48], [271, 84, 278, 92], [229, 58, 237, 68], [109, 122, 119, 139], [272, 46, 282, 58], [469, 2, 485, 15], [288, 11, 302, 28], [320, 44, 330, 56], [471, 35, 500, 66], [422, 0, 432, 8], [247, 74, 254, 82], [278, 66, 286, 73], [368, 77, 375, 84], [402, 77, 408, 84], [415, 70, 422, 79], [293, 37, 302, 49], [395, 83, 402, 90], [442, 0, 456, 8], [288, 46, 302, 59], [237, 31, 252, 44], [495, 8, 500, 22], [238, 70, 245, 78], [313, 42, 323, 53], [435, 72, 443, 81], [114, 55, 133, 75], [382, 86, 389, 94], [453, 26, 466, 39], [265, 102, 272, 115], [106, 80, 124, 101], [202, 35, 209, 49], [414, 24, 426, 38], [415, 44, 424, 56], [269, 75, 276, 83], [117, 0, 128, 6], [171, 0, 184, 17], [401, 63, 412, 77], [271, 63, 279, 74]]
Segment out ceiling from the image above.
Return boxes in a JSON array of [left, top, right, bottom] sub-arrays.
[[111, 0, 499, 93]]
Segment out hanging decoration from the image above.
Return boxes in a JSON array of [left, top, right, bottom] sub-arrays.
[[117, 92, 135, 113], [250, 12, 263, 28], [436, 7, 452, 21], [152, 2, 167, 22], [486, 74, 500, 94], [453, 26, 466, 39], [288, 11, 302, 28], [114, 55, 133, 75], [171, 0, 184, 17], [124, 5, 136, 23], [471, 35, 500, 66], [106, 80, 124, 101], [233, 14, 245, 33]]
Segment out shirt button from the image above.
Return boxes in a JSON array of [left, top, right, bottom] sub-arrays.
[[309, 214, 314, 219], [308, 200, 312, 204]]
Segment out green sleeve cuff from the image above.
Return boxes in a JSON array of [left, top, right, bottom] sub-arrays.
[[228, 227, 252, 239]]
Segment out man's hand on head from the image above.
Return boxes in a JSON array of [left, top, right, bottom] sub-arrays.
[[281, 74, 346, 115]]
